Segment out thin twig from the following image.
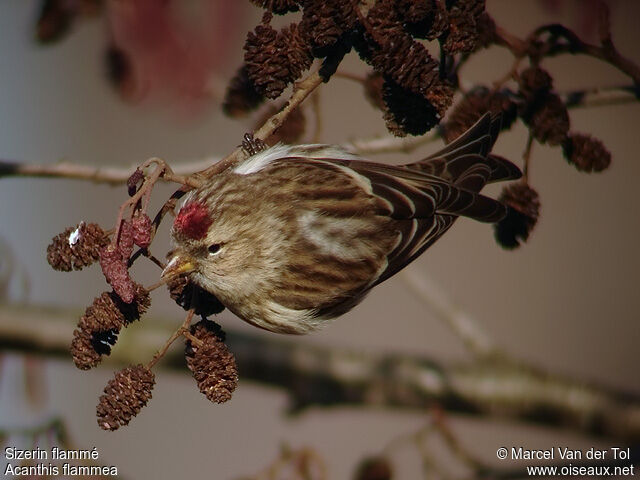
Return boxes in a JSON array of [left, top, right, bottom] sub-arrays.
[[341, 129, 441, 156], [0, 72, 325, 188], [310, 89, 323, 143], [494, 9, 640, 85], [560, 84, 640, 109], [111, 159, 168, 246], [145, 278, 170, 293], [245, 447, 327, 480], [522, 131, 534, 182], [182, 330, 203, 347], [492, 56, 523, 90], [198, 70, 324, 179], [146, 309, 194, 369], [493, 25, 528, 56], [431, 408, 489, 473], [0, 158, 216, 185], [1, 85, 635, 188], [399, 269, 498, 358]]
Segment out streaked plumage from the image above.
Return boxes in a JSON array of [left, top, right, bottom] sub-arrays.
[[163, 113, 521, 334]]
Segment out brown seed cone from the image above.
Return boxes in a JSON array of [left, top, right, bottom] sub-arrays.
[[395, 0, 448, 40], [185, 321, 238, 403], [355, 456, 393, 480], [562, 133, 612, 173], [258, 105, 306, 146], [96, 365, 155, 431], [518, 66, 553, 97], [444, 87, 517, 142], [167, 274, 190, 304], [425, 81, 454, 118], [244, 22, 291, 99], [80, 291, 126, 333], [118, 283, 151, 324], [281, 23, 313, 80], [222, 65, 265, 117], [131, 213, 152, 248], [371, 34, 440, 97], [71, 284, 150, 369], [382, 77, 440, 136], [364, 71, 385, 111], [364, 0, 404, 41], [335, 0, 359, 32], [70, 328, 102, 370], [300, 0, 343, 55], [46, 222, 108, 272], [494, 181, 540, 249], [396, 0, 437, 28], [361, 0, 440, 92], [441, 0, 486, 54], [250, 0, 301, 15], [300, 0, 357, 56], [167, 275, 225, 317], [524, 93, 570, 146]]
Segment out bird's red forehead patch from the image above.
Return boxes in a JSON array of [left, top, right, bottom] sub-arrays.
[[174, 201, 212, 240]]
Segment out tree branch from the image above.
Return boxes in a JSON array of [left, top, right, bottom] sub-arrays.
[[1, 302, 639, 442], [0, 158, 218, 185], [197, 71, 324, 179], [399, 270, 497, 358], [560, 84, 640, 109], [2, 80, 636, 187], [341, 129, 441, 156], [494, 15, 640, 85], [0, 71, 325, 187]]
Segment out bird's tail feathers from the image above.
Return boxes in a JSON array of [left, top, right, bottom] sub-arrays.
[[407, 113, 521, 192]]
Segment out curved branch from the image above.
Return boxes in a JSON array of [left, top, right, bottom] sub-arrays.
[[493, 9, 640, 86], [0, 158, 218, 185], [399, 270, 497, 358], [197, 71, 324, 179], [341, 129, 441, 156], [1, 302, 639, 442]]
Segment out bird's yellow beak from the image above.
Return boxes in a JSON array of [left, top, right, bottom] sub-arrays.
[[161, 253, 196, 281]]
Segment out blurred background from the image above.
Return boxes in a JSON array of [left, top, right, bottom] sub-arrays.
[[0, 0, 639, 478]]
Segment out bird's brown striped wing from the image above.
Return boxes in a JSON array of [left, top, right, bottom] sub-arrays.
[[328, 114, 519, 285], [343, 160, 508, 222], [338, 160, 507, 285], [265, 155, 505, 290]]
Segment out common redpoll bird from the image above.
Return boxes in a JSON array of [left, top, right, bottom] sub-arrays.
[[163, 113, 520, 334]]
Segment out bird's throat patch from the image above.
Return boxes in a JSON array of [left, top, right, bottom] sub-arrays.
[[174, 201, 212, 240]]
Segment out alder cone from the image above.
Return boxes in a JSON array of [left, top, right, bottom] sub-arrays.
[[47, 222, 108, 271], [185, 321, 238, 403], [562, 133, 611, 173], [96, 365, 155, 431], [494, 182, 540, 249]]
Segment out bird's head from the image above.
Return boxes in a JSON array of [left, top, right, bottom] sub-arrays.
[[161, 190, 288, 300]]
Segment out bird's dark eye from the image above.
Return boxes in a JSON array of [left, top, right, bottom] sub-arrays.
[[208, 243, 222, 255]]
